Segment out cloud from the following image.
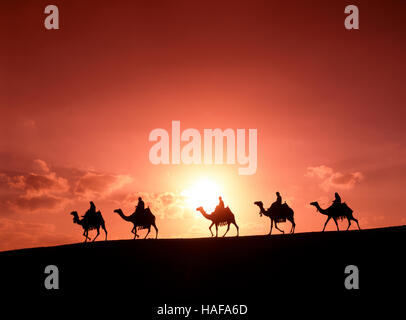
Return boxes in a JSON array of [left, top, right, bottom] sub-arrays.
[[3, 164, 70, 212], [122, 191, 190, 220], [306, 165, 364, 191], [305, 165, 333, 180], [74, 172, 132, 199], [1, 159, 132, 213], [8, 195, 62, 212], [7, 172, 69, 197], [33, 159, 50, 173]]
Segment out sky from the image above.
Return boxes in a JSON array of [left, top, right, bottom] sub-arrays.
[[0, 0, 405, 251]]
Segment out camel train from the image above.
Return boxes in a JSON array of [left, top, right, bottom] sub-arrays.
[[69, 192, 360, 241]]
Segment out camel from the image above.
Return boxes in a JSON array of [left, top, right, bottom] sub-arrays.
[[254, 201, 296, 235], [70, 210, 108, 242], [196, 206, 239, 237], [310, 201, 361, 231], [114, 208, 158, 239]]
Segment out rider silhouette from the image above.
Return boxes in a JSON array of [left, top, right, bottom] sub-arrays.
[[84, 201, 97, 223], [215, 196, 225, 212], [135, 197, 145, 215], [332, 192, 341, 209], [332, 192, 341, 205], [275, 192, 282, 206]]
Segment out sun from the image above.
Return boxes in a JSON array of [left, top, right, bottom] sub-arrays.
[[181, 179, 222, 213]]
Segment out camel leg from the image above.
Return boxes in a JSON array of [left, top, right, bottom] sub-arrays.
[[132, 227, 139, 239], [83, 230, 90, 242], [223, 224, 230, 237], [274, 222, 284, 234], [209, 222, 214, 237], [233, 222, 239, 237], [333, 218, 339, 231], [269, 219, 273, 235], [290, 219, 296, 234], [352, 217, 361, 230], [102, 224, 108, 240], [92, 228, 100, 242], [152, 222, 158, 239], [131, 226, 139, 239], [144, 227, 151, 239], [322, 217, 331, 232], [346, 218, 351, 231]]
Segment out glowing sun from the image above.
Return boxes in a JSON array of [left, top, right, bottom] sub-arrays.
[[181, 179, 222, 213]]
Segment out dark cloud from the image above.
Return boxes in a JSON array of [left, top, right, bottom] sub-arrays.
[[8, 195, 63, 212], [1, 160, 132, 213]]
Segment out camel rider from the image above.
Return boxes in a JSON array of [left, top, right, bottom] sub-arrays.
[[332, 192, 341, 208], [84, 201, 96, 223], [215, 196, 225, 212], [275, 192, 282, 206], [135, 197, 145, 215]]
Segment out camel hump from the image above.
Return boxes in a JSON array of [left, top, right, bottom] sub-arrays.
[[341, 202, 353, 213], [96, 210, 104, 219], [145, 207, 155, 217]]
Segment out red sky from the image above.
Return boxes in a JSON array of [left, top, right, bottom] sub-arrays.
[[1, 0, 405, 251]]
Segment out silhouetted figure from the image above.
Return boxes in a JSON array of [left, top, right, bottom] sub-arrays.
[[196, 205, 239, 237], [275, 192, 282, 206], [215, 196, 225, 212], [83, 201, 97, 226], [87, 201, 96, 215], [310, 200, 361, 231], [70, 209, 108, 242], [254, 200, 295, 235], [332, 192, 341, 206], [136, 197, 145, 214], [114, 207, 158, 239]]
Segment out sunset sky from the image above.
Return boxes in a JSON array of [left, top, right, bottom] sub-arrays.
[[1, 0, 405, 251]]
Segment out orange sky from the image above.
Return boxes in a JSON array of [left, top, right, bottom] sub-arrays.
[[1, 0, 405, 251]]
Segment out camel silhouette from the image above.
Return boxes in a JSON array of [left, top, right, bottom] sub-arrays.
[[70, 211, 108, 242], [254, 201, 296, 235], [114, 208, 158, 239], [196, 206, 239, 237], [310, 201, 361, 231]]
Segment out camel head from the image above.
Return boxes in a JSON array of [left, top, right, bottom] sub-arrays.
[[309, 202, 319, 211], [196, 206, 204, 213], [70, 211, 80, 224], [113, 209, 123, 214], [254, 201, 264, 216]]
